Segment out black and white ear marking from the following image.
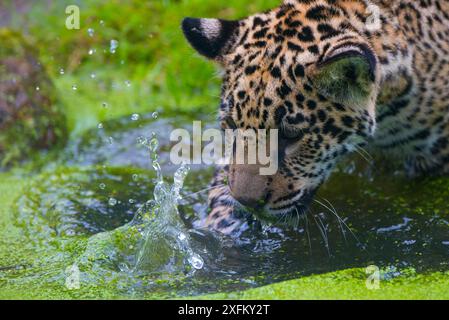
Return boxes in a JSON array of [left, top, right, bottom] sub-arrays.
[[182, 17, 239, 60]]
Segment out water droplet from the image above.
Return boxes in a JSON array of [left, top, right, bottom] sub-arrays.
[[188, 254, 204, 270], [136, 136, 146, 145], [87, 28, 95, 37], [88, 48, 96, 55], [59, 68, 65, 75], [110, 39, 119, 53], [108, 198, 117, 206], [72, 85, 77, 91], [35, 86, 40, 91], [97, 123, 104, 129], [131, 113, 140, 121], [149, 134, 159, 153], [173, 164, 190, 198], [99, 183, 106, 190], [100, 20, 105, 26], [101, 102, 108, 108], [90, 73, 96, 79], [125, 80, 131, 87], [128, 199, 135, 204], [152, 112, 158, 119]]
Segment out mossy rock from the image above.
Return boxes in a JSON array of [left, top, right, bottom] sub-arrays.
[[0, 28, 67, 168]]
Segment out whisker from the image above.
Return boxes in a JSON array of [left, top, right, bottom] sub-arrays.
[[302, 209, 312, 254], [314, 197, 367, 252], [356, 144, 373, 161], [275, 211, 286, 226], [354, 144, 373, 164], [353, 145, 372, 164], [313, 213, 330, 257], [294, 207, 302, 229], [314, 198, 349, 242], [314, 198, 347, 243]]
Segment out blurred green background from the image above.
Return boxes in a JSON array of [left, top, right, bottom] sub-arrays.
[[2, 0, 279, 137]]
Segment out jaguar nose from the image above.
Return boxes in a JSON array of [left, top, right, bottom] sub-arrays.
[[228, 164, 268, 209]]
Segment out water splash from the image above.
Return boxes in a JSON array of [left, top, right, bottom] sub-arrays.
[[130, 134, 203, 273], [75, 133, 203, 277]]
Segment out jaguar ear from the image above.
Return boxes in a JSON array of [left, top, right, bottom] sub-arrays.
[[313, 47, 377, 106], [182, 17, 239, 60]]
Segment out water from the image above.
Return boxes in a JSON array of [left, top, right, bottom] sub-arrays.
[[7, 131, 209, 297], [127, 134, 203, 274], [63, 113, 214, 174], [110, 40, 119, 54], [2, 114, 449, 298], [73, 162, 203, 281]]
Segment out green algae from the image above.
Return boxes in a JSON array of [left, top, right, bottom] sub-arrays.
[[0, 172, 33, 272], [1, 159, 449, 299], [202, 268, 449, 300], [0, 168, 173, 300], [13, 166, 157, 243], [0, 165, 215, 299]]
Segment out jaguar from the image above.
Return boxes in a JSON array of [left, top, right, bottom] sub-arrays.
[[181, 0, 449, 234]]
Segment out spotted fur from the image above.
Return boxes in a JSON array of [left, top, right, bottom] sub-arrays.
[[182, 0, 449, 234]]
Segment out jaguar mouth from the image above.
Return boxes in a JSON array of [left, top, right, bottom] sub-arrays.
[[249, 205, 308, 225], [244, 191, 316, 225]]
